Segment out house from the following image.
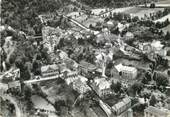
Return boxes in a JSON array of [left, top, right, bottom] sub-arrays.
[[8, 81, 21, 89], [72, 76, 90, 94], [144, 106, 170, 117], [151, 40, 164, 51], [112, 97, 133, 117], [151, 40, 167, 57], [125, 32, 134, 40], [3, 69, 20, 81], [65, 75, 90, 94], [41, 64, 60, 77], [93, 78, 111, 97], [115, 64, 137, 79]]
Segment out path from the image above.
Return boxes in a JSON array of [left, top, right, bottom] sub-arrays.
[[0, 83, 22, 117]]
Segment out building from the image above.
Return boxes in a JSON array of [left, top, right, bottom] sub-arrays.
[[65, 75, 90, 94], [72, 76, 90, 94], [125, 32, 134, 40], [8, 81, 22, 92], [41, 64, 60, 77], [93, 78, 111, 97], [78, 61, 97, 76], [139, 43, 152, 53], [3, 68, 20, 81], [144, 106, 170, 117], [115, 64, 137, 79], [112, 97, 133, 117], [42, 26, 64, 53]]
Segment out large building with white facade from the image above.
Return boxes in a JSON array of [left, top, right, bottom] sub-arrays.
[[115, 64, 137, 79], [93, 78, 111, 97]]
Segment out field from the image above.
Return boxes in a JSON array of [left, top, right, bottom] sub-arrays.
[[157, 0, 170, 4], [74, 15, 104, 27], [124, 7, 164, 18], [154, 14, 170, 22]]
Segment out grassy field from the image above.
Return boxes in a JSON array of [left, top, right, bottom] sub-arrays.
[[154, 14, 170, 22], [158, 0, 170, 4], [124, 7, 164, 18]]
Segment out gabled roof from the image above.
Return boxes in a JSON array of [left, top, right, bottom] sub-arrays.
[[112, 97, 131, 115], [114, 63, 137, 73], [94, 78, 111, 90]]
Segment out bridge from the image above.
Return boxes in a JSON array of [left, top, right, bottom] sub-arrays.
[[24, 72, 78, 84], [59, 13, 90, 31]]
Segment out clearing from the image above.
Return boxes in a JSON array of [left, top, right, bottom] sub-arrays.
[[124, 7, 164, 18]]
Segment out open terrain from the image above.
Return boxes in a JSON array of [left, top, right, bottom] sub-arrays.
[[124, 7, 164, 18]]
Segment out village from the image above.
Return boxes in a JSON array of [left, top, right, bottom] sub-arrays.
[[1, 0, 170, 117]]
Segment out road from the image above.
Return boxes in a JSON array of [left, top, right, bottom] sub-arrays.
[[0, 83, 22, 117], [24, 74, 64, 84]]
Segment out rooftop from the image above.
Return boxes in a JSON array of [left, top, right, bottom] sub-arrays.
[[151, 40, 164, 50], [114, 63, 137, 73], [79, 61, 97, 71], [94, 78, 111, 90], [41, 64, 59, 73]]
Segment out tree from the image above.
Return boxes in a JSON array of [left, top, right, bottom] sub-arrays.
[[132, 82, 144, 96], [150, 3, 155, 8], [9, 53, 17, 65], [15, 58, 24, 70], [23, 86, 32, 100], [154, 73, 169, 87], [111, 81, 122, 93], [168, 70, 170, 76], [149, 95, 157, 106], [32, 60, 41, 75], [167, 50, 170, 56], [54, 100, 66, 115], [165, 31, 170, 41], [20, 68, 31, 80], [155, 22, 162, 29], [110, 27, 119, 35], [132, 16, 139, 22], [164, 18, 170, 26]]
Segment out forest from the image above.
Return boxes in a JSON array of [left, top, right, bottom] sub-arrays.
[[1, 0, 71, 34]]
